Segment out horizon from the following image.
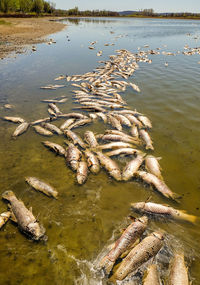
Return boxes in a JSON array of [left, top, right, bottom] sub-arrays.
[[54, 0, 200, 13]]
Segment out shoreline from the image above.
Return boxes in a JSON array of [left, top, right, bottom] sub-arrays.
[[0, 17, 66, 60]]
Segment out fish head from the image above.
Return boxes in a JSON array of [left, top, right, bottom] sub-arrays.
[[131, 202, 145, 211]]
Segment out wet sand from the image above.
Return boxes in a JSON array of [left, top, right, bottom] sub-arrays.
[[0, 17, 66, 59]]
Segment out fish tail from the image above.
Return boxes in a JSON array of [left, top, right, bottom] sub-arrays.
[[99, 256, 115, 275], [2, 191, 15, 201], [179, 211, 198, 224]]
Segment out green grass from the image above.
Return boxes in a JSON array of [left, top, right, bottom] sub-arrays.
[[0, 19, 11, 25]]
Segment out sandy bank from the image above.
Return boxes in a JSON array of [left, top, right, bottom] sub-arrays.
[[0, 17, 66, 59]]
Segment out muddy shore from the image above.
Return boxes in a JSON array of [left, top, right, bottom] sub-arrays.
[[0, 17, 66, 59]]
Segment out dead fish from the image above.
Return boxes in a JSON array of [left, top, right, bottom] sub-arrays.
[[114, 232, 164, 281], [65, 143, 82, 171], [48, 108, 57, 117], [123, 114, 143, 127], [33, 125, 53, 136], [131, 202, 197, 224], [64, 130, 86, 149], [145, 155, 162, 179], [129, 82, 141, 92], [139, 129, 154, 150], [97, 51, 103, 56], [0, 211, 11, 229], [3, 116, 24, 124], [102, 134, 139, 145], [74, 105, 105, 113], [77, 160, 88, 185], [40, 84, 65, 90], [26, 177, 58, 199], [131, 125, 139, 138], [143, 264, 161, 285], [138, 115, 152, 129], [58, 113, 88, 119], [42, 141, 66, 156], [97, 142, 133, 150], [68, 119, 91, 130], [96, 152, 121, 181], [100, 216, 148, 275], [84, 131, 98, 148], [54, 75, 66, 81], [106, 148, 141, 157], [2, 191, 45, 241], [31, 117, 51, 126], [122, 154, 145, 181], [96, 112, 107, 123], [107, 114, 122, 131], [41, 122, 62, 135], [169, 251, 189, 285], [48, 103, 62, 115], [136, 171, 177, 200], [60, 118, 76, 131], [4, 104, 14, 109], [12, 122, 29, 137], [41, 98, 67, 104], [84, 150, 100, 174], [112, 114, 132, 127]]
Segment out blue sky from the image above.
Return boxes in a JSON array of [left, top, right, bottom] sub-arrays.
[[54, 0, 200, 13]]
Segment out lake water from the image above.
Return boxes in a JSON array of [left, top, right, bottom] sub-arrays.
[[0, 17, 200, 284]]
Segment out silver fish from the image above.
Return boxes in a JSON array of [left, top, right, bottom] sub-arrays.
[[26, 177, 58, 198]]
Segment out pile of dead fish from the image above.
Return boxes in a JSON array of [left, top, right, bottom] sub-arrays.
[[0, 49, 197, 283]]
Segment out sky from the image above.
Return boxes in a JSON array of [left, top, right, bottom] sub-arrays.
[[54, 0, 200, 13]]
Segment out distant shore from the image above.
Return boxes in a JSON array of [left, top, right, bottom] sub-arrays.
[[0, 17, 66, 60]]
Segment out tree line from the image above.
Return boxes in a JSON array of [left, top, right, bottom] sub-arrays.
[[54, 7, 119, 17], [0, 0, 55, 14]]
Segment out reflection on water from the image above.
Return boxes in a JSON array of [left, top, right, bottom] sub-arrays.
[[0, 17, 200, 284], [63, 17, 117, 25]]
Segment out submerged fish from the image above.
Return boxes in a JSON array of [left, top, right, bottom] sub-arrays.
[[42, 141, 66, 156], [136, 171, 177, 200], [3, 116, 25, 124], [64, 130, 86, 149], [0, 211, 11, 229], [122, 154, 145, 181], [131, 202, 197, 223], [2, 191, 45, 240], [41, 122, 62, 135], [65, 143, 82, 171], [143, 264, 161, 285], [26, 177, 58, 198], [169, 251, 189, 285], [100, 216, 148, 274], [106, 148, 141, 157], [96, 152, 121, 181], [97, 142, 133, 150], [77, 161, 88, 185], [33, 125, 53, 136], [114, 232, 164, 281], [12, 122, 29, 137], [60, 118, 76, 131]]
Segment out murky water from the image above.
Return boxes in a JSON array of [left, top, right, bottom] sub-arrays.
[[0, 17, 200, 284]]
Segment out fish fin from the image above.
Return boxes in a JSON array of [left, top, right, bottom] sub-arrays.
[[29, 207, 33, 213], [2, 191, 15, 201], [179, 210, 198, 224], [145, 196, 152, 203], [9, 209, 18, 223]]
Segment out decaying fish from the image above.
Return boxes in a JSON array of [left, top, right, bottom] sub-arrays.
[[31, 117, 51, 126], [114, 232, 164, 281], [48, 103, 62, 115], [129, 82, 141, 92], [131, 201, 197, 223], [33, 125, 53, 136], [64, 129, 86, 149], [58, 113, 88, 119], [77, 160, 88, 185], [42, 141, 66, 156], [26, 177, 58, 198], [3, 116, 25, 124], [41, 122, 62, 135], [145, 155, 162, 179], [12, 122, 29, 137], [2, 191, 45, 240], [84, 131, 98, 148], [96, 152, 121, 181], [139, 129, 154, 150], [136, 171, 177, 200], [60, 118, 76, 131], [106, 148, 141, 157], [143, 264, 161, 285], [102, 134, 139, 145], [100, 216, 148, 274], [0, 211, 11, 229], [122, 154, 145, 181], [107, 114, 122, 131], [69, 118, 91, 130], [84, 150, 100, 174], [168, 251, 189, 285], [138, 115, 152, 129], [97, 142, 133, 151], [65, 143, 82, 171], [131, 125, 139, 138]]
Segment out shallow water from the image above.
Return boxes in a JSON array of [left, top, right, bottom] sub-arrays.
[[0, 17, 200, 284]]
